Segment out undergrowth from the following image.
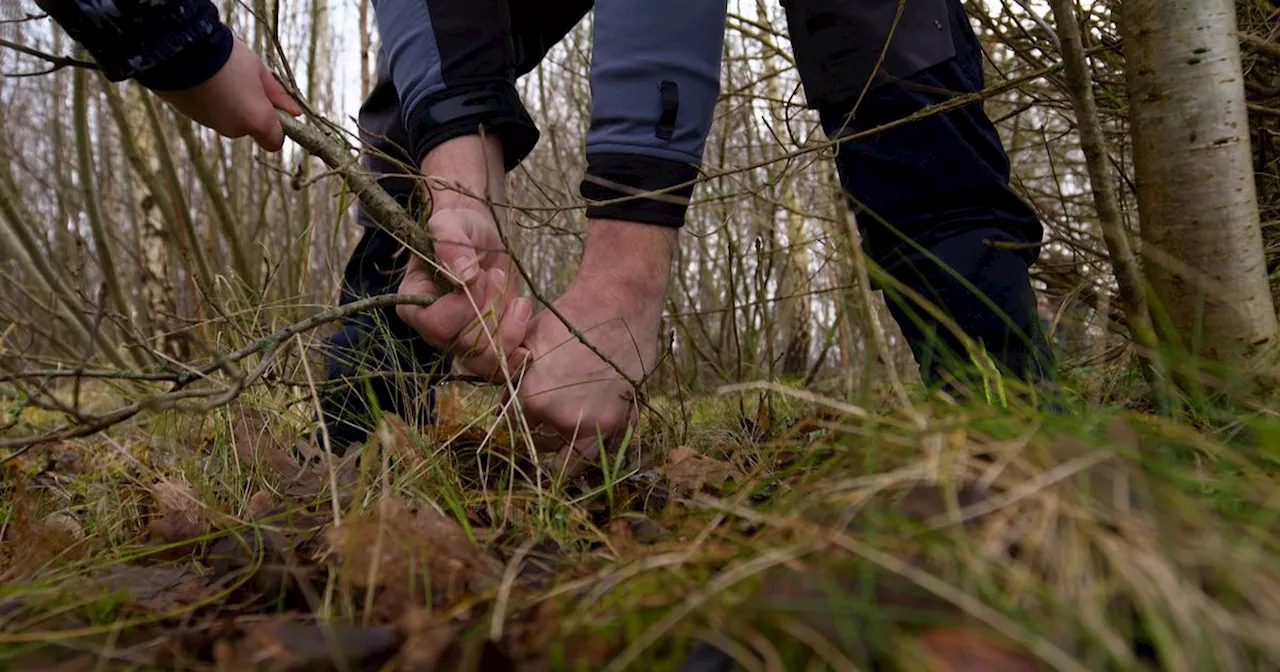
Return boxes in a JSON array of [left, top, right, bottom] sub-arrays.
[[1, 371, 1279, 671]]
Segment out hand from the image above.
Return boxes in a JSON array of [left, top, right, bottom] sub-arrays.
[[516, 281, 662, 479], [154, 37, 302, 151], [512, 219, 674, 479], [396, 207, 534, 381]]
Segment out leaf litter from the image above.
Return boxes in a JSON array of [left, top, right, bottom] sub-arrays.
[[3, 399, 1276, 671]]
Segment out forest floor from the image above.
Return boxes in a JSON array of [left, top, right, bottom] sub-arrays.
[[1, 372, 1278, 671]]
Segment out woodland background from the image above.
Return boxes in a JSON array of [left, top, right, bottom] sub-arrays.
[[1, 1, 1279, 670]]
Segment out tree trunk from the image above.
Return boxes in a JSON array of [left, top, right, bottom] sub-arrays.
[[359, 0, 372, 100], [1120, 0, 1278, 367], [1049, 0, 1169, 409], [101, 81, 189, 360]]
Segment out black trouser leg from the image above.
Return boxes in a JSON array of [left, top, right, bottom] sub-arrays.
[[812, 0, 1056, 393], [315, 223, 451, 453]]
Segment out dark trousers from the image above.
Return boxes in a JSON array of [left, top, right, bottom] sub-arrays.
[[812, 0, 1056, 392], [315, 0, 1056, 449], [316, 227, 449, 450]]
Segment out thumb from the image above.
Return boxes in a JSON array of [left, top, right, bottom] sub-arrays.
[[249, 103, 286, 152], [262, 68, 304, 116], [430, 210, 490, 286]]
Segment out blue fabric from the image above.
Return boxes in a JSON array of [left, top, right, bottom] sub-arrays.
[[369, 0, 445, 130], [584, 0, 728, 167]]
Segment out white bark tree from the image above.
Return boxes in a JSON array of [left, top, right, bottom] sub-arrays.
[[1121, 0, 1278, 367]]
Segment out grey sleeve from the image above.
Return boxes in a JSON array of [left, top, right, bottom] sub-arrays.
[[369, 0, 540, 171], [579, 0, 728, 227]]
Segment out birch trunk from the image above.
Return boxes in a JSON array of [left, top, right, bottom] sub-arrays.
[[1120, 0, 1278, 366], [359, 0, 372, 99], [101, 82, 188, 360]]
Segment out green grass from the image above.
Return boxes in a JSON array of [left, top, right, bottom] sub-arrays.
[[1, 370, 1279, 671]]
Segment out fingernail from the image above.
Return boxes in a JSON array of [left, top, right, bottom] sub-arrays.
[[493, 268, 508, 291], [511, 297, 533, 322], [451, 254, 476, 282]]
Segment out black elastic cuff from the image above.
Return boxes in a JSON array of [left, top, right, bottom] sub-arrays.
[[135, 22, 235, 92], [404, 82, 540, 173], [579, 153, 698, 228]]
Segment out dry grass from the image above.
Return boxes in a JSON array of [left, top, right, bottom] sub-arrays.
[[1, 374, 1279, 671]]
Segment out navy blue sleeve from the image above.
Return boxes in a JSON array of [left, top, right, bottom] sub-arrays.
[[35, 0, 233, 91], [579, 0, 728, 227]]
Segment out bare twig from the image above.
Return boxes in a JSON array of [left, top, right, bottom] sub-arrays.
[[0, 37, 99, 74], [0, 293, 437, 461]]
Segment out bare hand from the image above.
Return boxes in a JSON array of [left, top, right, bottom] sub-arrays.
[[396, 208, 533, 381], [515, 274, 664, 480], [154, 37, 302, 151]]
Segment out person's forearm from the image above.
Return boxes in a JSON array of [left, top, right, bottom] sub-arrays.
[[419, 134, 508, 220], [577, 218, 676, 310]]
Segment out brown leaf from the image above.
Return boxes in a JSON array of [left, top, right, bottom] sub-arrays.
[[908, 627, 1042, 672], [3, 484, 88, 579], [662, 445, 743, 494], [371, 413, 420, 462], [41, 512, 85, 541], [397, 609, 461, 670], [249, 489, 276, 518], [229, 618, 400, 672], [229, 407, 355, 503], [230, 407, 307, 479], [145, 479, 208, 558], [1105, 417, 1140, 452], [607, 518, 633, 552], [93, 565, 213, 613], [207, 505, 324, 596], [325, 498, 503, 616]]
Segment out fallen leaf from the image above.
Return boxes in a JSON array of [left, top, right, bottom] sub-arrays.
[[662, 446, 743, 494], [397, 609, 461, 670], [93, 565, 213, 613], [607, 518, 633, 552], [3, 480, 89, 579], [249, 489, 276, 518], [146, 479, 207, 558], [325, 498, 503, 616], [230, 407, 308, 479], [907, 627, 1042, 672], [207, 506, 324, 599], [229, 618, 400, 672], [1105, 417, 1140, 453], [42, 512, 84, 541], [229, 407, 356, 502], [371, 413, 421, 462]]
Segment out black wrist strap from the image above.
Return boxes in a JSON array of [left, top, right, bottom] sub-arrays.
[[405, 82, 540, 172]]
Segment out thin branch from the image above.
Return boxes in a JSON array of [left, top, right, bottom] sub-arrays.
[[0, 293, 438, 460], [0, 37, 99, 73]]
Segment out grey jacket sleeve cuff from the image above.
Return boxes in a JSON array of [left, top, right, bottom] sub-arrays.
[[404, 81, 540, 173]]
